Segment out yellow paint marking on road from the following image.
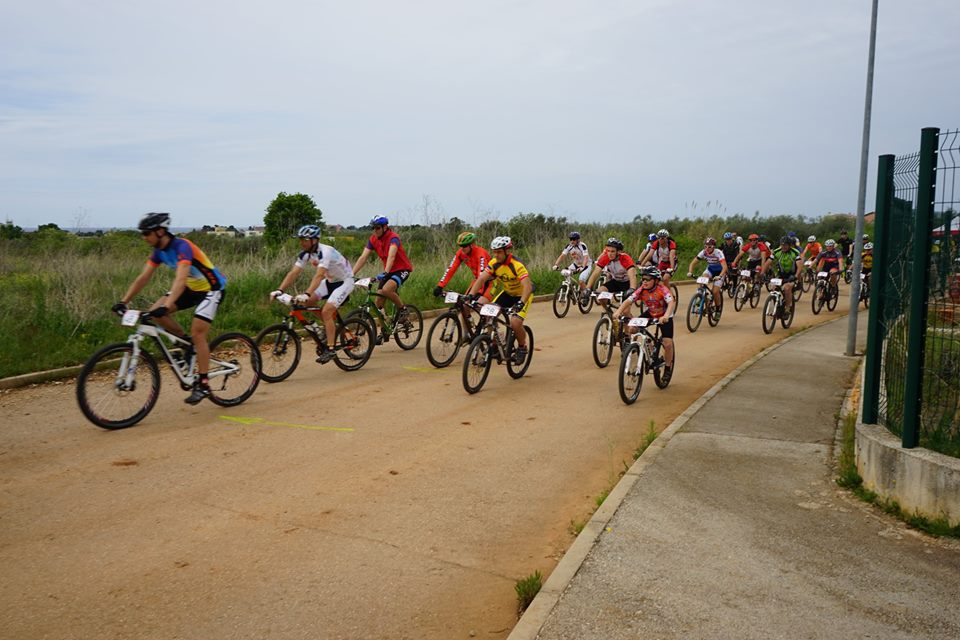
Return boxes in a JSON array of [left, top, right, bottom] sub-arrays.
[[219, 415, 354, 432]]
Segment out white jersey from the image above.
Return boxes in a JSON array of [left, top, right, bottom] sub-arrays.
[[294, 243, 354, 282], [562, 241, 590, 266], [696, 248, 726, 266]]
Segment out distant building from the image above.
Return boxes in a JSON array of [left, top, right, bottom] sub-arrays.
[[242, 226, 266, 237]]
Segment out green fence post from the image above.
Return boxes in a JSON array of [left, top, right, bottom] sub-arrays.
[[901, 127, 939, 448], [862, 154, 894, 424]]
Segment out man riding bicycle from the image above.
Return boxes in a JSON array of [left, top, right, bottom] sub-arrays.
[[636, 233, 658, 267], [114, 212, 227, 404], [764, 236, 802, 312], [467, 236, 533, 365], [815, 239, 846, 298], [646, 229, 678, 287], [352, 215, 415, 333], [837, 230, 854, 264], [433, 231, 491, 343], [732, 233, 771, 283], [551, 231, 592, 294], [613, 266, 677, 383], [586, 237, 638, 310], [687, 236, 728, 310], [269, 224, 355, 364]]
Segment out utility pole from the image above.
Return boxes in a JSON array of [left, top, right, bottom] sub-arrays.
[[847, 0, 880, 356]]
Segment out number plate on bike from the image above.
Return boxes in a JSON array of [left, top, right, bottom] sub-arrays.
[[770, 278, 782, 286], [560, 269, 571, 277], [597, 292, 613, 300], [740, 270, 751, 277], [355, 277, 371, 287], [818, 271, 828, 278], [480, 304, 501, 317], [628, 317, 650, 327], [444, 292, 460, 303], [860, 273, 866, 280], [804, 260, 813, 266], [121, 310, 141, 327], [696, 276, 710, 284]]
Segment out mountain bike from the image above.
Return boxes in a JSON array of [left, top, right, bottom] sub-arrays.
[[761, 277, 795, 334], [843, 264, 853, 284], [618, 316, 674, 405], [76, 308, 261, 429], [578, 272, 607, 314], [733, 268, 764, 311], [426, 290, 485, 368], [686, 276, 724, 333], [811, 271, 840, 315], [347, 277, 424, 349], [859, 273, 870, 309], [255, 295, 376, 382], [591, 290, 627, 368], [552, 266, 591, 317], [801, 261, 816, 293], [723, 270, 740, 298], [461, 301, 534, 394]]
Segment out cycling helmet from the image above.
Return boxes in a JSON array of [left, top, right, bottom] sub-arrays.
[[825, 239, 836, 248], [864, 242, 874, 250], [748, 233, 759, 240], [759, 234, 767, 241], [138, 212, 171, 232], [723, 232, 733, 240], [648, 233, 658, 242], [787, 231, 797, 238], [456, 231, 476, 246], [568, 231, 581, 240], [640, 266, 662, 280], [490, 236, 513, 250], [779, 235, 792, 246], [296, 224, 321, 239], [605, 237, 624, 251], [657, 229, 670, 238], [704, 236, 716, 246], [807, 235, 816, 242], [370, 215, 389, 227], [839, 229, 849, 235], [862, 234, 870, 240]]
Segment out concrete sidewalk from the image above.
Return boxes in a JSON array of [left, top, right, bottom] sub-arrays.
[[515, 318, 960, 640]]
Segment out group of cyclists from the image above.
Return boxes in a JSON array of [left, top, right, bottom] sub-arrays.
[[116, 211, 871, 404]]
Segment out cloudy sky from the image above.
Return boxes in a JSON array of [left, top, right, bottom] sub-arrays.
[[1, 0, 957, 229]]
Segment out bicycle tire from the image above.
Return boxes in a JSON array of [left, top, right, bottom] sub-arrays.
[[506, 326, 534, 379], [707, 292, 722, 327], [207, 332, 261, 407], [686, 292, 704, 333], [345, 309, 379, 345], [552, 283, 571, 318], [592, 315, 614, 368], [392, 305, 423, 350], [618, 343, 643, 405], [749, 284, 761, 309], [255, 323, 301, 383], [862, 285, 870, 309], [734, 282, 747, 311], [792, 282, 803, 302], [333, 316, 376, 371], [781, 300, 795, 328], [843, 269, 852, 284], [811, 283, 824, 315], [670, 283, 680, 307], [462, 334, 493, 394], [77, 343, 161, 429], [762, 296, 777, 334], [827, 285, 839, 311], [426, 310, 463, 368], [652, 342, 674, 389]]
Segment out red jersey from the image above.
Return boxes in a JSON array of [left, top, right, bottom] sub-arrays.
[[631, 283, 674, 318], [596, 252, 635, 282], [437, 246, 491, 287], [366, 229, 413, 272]]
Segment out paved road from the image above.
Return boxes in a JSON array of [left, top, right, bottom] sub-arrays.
[[0, 286, 855, 639]]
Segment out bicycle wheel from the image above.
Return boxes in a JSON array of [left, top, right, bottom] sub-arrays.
[[707, 292, 723, 327], [792, 282, 803, 302], [577, 287, 594, 313], [618, 343, 643, 405], [652, 342, 674, 389], [254, 323, 301, 383], [207, 332, 261, 407], [749, 284, 760, 309], [552, 283, 571, 318], [592, 315, 614, 368], [781, 300, 795, 328], [77, 343, 160, 429], [462, 334, 493, 394], [686, 292, 704, 333], [762, 296, 777, 334], [862, 285, 870, 309], [333, 316, 376, 371], [426, 311, 463, 368], [811, 283, 824, 315], [391, 305, 423, 350], [669, 283, 680, 307], [733, 282, 748, 311], [827, 285, 839, 311], [843, 269, 852, 284], [507, 326, 534, 379], [803, 270, 814, 292]]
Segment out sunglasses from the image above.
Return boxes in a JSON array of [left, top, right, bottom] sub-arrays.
[[641, 276, 655, 282]]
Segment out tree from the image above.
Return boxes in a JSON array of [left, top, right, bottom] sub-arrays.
[[0, 221, 23, 239], [263, 192, 323, 245]]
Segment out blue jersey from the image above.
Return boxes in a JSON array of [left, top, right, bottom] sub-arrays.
[[149, 236, 227, 292]]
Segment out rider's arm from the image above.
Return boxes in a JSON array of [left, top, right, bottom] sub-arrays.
[[664, 296, 677, 319], [468, 270, 492, 295], [612, 295, 633, 318], [383, 242, 398, 274], [719, 259, 728, 277], [305, 267, 329, 298], [276, 265, 303, 292], [627, 265, 638, 289], [552, 250, 565, 268], [732, 249, 746, 268], [585, 263, 601, 289], [352, 247, 373, 274], [438, 252, 463, 287], [669, 248, 677, 269], [165, 262, 191, 311], [120, 262, 158, 305], [519, 277, 533, 306], [687, 257, 698, 276]]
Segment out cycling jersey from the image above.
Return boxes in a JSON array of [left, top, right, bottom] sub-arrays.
[[294, 243, 354, 282], [438, 246, 491, 288], [561, 241, 590, 267], [149, 236, 226, 292], [838, 237, 854, 259], [696, 248, 726, 266], [804, 242, 822, 259], [861, 251, 874, 270], [630, 283, 674, 318], [366, 229, 414, 272], [652, 239, 677, 266], [771, 247, 800, 275], [721, 241, 740, 264], [741, 242, 769, 262], [485, 255, 530, 297], [818, 249, 843, 268], [596, 252, 636, 282]]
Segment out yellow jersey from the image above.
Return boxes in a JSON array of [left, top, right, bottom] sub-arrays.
[[485, 256, 530, 297]]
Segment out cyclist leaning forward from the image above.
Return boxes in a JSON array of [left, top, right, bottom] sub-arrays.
[[269, 224, 355, 364], [467, 236, 533, 365], [732, 233, 771, 282], [586, 237, 638, 310], [613, 266, 677, 383], [433, 231, 492, 343], [352, 215, 415, 337], [114, 212, 227, 405], [687, 236, 728, 310], [647, 229, 678, 286], [551, 231, 592, 293], [815, 239, 846, 298], [763, 236, 802, 312]]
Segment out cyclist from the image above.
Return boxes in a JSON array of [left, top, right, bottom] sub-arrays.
[[764, 236, 802, 312], [613, 266, 677, 382], [837, 230, 854, 263], [687, 237, 728, 311], [860, 242, 874, 287], [732, 233, 770, 283], [801, 235, 822, 262], [586, 237, 638, 310], [636, 233, 658, 266], [433, 231, 491, 343], [720, 232, 741, 289], [647, 229, 678, 287], [269, 224, 355, 364], [352, 215, 415, 331], [551, 231, 592, 294], [467, 236, 533, 365], [815, 239, 846, 302], [758, 234, 773, 254], [113, 212, 227, 404]]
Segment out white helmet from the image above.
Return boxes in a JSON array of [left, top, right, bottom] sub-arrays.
[[657, 229, 669, 238], [825, 239, 836, 248], [490, 236, 513, 250], [864, 242, 874, 250], [807, 235, 816, 242]]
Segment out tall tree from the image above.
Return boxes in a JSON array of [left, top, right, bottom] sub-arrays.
[[263, 192, 323, 245]]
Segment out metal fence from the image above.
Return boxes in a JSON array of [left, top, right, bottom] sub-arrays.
[[863, 127, 960, 457]]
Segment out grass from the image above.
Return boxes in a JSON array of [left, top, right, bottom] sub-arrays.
[[633, 421, 659, 459], [515, 570, 543, 615]]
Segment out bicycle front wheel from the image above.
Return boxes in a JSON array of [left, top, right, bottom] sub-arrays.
[[812, 283, 825, 315], [462, 334, 493, 394], [670, 283, 680, 307], [781, 300, 795, 328], [77, 343, 160, 429], [762, 296, 777, 334], [618, 343, 643, 405], [255, 323, 301, 383], [207, 333, 261, 407], [733, 282, 747, 311], [827, 285, 839, 311], [507, 326, 534, 379], [707, 292, 723, 327], [652, 343, 674, 389], [393, 305, 424, 350], [592, 315, 614, 368], [686, 292, 704, 333], [334, 316, 376, 371], [552, 283, 571, 318], [426, 311, 463, 368], [749, 284, 761, 309]]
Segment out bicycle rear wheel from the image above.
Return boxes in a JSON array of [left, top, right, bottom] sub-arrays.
[[552, 283, 571, 318], [707, 292, 723, 327], [781, 301, 795, 328], [77, 343, 160, 429], [426, 311, 463, 368], [334, 316, 376, 371], [652, 342, 674, 389], [507, 326, 534, 379], [393, 305, 423, 350], [592, 315, 614, 368], [669, 283, 680, 307], [762, 296, 777, 334], [686, 292, 704, 333], [749, 284, 761, 308], [462, 334, 493, 394], [618, 343, 643, 405], [255, 323, 301, 383], [733, 282, 747, 311], [207, 333, 261, 407]]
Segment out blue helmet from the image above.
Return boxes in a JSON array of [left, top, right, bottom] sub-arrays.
[[648, 233, 657, 242], [568, 231, 581, 240], [723, 232, 733, 240], [296, 224, 321, 239], [370, 215, 389, 227]]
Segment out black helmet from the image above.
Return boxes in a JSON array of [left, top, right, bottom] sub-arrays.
[[779, 235, 792, 246], [605, 237, 624, 251], [138, 212, 171, 232], [568, 231, 581, 240]]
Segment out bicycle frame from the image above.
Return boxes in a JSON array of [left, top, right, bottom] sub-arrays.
[[624, 317, 662, 373], [352, 277, 395, 331]]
